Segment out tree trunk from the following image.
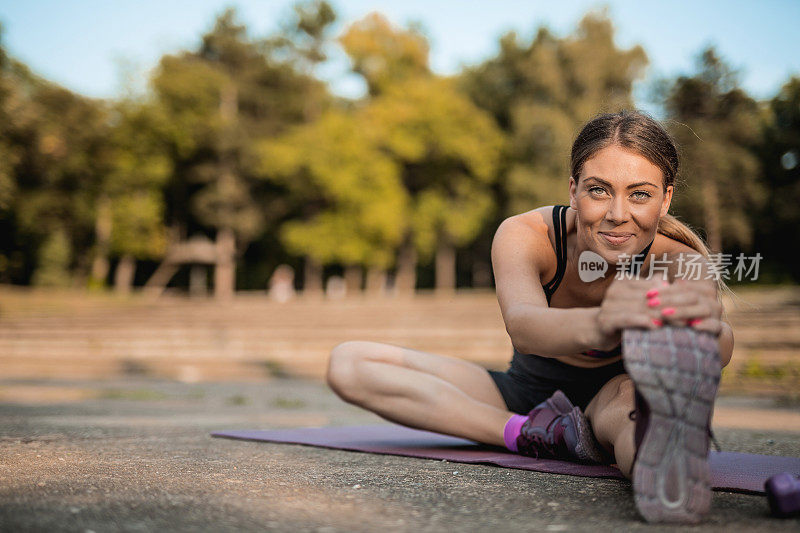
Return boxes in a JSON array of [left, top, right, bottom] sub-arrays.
[[702, 179, 722, 253], [213, 83, 239, 302], [365, 266, 388, 297], [89, 194, 112, 289], [394, 238, 417, 297], [214, 226, 236, 300], [114, 254, 136, 295], [435, 239, 456, 296], [344, 265, 363, 296], [303, 257, 324, 296]]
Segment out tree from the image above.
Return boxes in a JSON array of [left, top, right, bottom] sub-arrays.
[[664, 48, 765, 253], [0, 28, 22, 283], [460, 10, 648, 216], [339, 13, 505, 295], [363, 77, 504, 295], [7, 67, 111, 287], [0, 26, 17, 216], [458, 11, 647, 286], [338, 12, 429, 97], [150, 4, 335, 298], [103, 100, 172, 293], [754, 77, 800, 281], [256, 109, 408, 295]]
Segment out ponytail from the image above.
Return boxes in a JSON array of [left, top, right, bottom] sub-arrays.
[[657, 213, 710, 257], [657, 213, 734, 315]]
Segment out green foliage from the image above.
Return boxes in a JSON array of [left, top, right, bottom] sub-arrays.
[[104, 100, 172, 260], [0, 91, 16, 212], [31, 228, 71, 287], [152, 5, 334, 252], [755, 77, 800, 281], [109, 192, 167, 259], [0, 6, 798, 289], [3, 71, 112, 285], [284, 1, 337, 65], [460, 10, 648, 215], [339, 12, 430, 96], [665, 48, 766, 251], [152, 56, 229, 157], [260, 14, 505, 269], [363, 77, 505, 260], [258, 109, 407, 268]]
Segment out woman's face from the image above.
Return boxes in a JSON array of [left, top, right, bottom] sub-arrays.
[[568, 144, 673, 265]]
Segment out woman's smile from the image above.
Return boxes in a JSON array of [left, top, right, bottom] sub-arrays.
[[598, 231, 634, 246]]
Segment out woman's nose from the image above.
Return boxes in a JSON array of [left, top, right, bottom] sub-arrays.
[[605, 196, 629, 223]]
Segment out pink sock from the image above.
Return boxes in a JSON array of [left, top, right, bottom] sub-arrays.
[[503, 414, 528, 452]]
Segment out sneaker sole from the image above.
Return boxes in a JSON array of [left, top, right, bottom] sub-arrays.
[[622, 326, 721, 523], [569, 406, 609, 464]]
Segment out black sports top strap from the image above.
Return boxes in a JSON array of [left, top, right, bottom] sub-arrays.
[[543, 205, 568, 303], [542, 205, 655, 304], [628, 238, 655, 275]]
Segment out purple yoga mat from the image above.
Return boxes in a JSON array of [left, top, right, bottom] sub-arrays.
[[211, 424, 800, 495]]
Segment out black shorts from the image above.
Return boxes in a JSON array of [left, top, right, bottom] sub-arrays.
[[487, 353, 627, 414]]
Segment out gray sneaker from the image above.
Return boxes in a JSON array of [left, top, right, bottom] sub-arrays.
[[622, 326, 721, 524]]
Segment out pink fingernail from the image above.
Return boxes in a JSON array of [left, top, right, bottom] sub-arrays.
[[662, 307, 676, 316], [647, 298, 660, 307], [646, 289, 659, 298], [687, 318, 702, 326], [652, 319, 663, 326]]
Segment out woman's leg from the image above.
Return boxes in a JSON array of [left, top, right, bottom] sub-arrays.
[[584, 373, 636, 477], [326, 340, 511, 446]]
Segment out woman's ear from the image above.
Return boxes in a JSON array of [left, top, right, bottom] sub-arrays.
[[660, 185, 674, 217], [569, 177, 578, 210]]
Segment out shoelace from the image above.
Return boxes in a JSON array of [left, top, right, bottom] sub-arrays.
[[628, 409, 722, 452], [521, 433, 556, 458], [519, 416, 562, 458]]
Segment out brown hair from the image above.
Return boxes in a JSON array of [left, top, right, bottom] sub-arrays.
[[570, 110, 732, 304]]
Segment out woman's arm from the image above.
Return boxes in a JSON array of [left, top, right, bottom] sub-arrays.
[[491, 215, 594, 357], [492, 215, 660, 357], [504, 304, 605, 357]]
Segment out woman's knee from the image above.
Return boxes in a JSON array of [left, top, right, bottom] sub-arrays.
[[610, 375, 635, 406], [587, 374, 636, 448], [326, 341, 372, 402], [587, 374, 635, 421]]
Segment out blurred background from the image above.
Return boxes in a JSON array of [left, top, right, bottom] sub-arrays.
[[0, 0, 798, 397]]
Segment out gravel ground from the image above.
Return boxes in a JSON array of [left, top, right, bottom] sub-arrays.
[[1, 377, 799, 532]]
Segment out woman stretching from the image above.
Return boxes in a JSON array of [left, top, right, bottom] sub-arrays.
[[326, 110, 734, 524]]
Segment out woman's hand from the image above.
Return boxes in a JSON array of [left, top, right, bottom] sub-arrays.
[[649, 278, 725, 336], [594, 277, 669, 351]]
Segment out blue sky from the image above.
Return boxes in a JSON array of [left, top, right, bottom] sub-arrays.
[[1, 0, 798, 106]]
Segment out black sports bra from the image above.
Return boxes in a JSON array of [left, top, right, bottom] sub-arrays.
[[541, 205, 654, 359], [542, 205, 569, 305]]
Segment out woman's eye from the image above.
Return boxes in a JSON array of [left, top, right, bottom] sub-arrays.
[[589, 186, 606, 195], [632, 191, 652, 200]]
